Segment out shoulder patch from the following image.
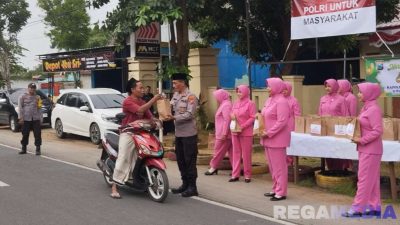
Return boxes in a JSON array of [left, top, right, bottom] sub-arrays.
[[188, 95, 196, 104]]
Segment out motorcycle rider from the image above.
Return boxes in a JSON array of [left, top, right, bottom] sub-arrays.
[[110, 78, 161, 199]]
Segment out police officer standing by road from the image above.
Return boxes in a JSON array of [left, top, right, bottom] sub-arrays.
[[18, 83, 42, 155], [165, 73, 199, 197]]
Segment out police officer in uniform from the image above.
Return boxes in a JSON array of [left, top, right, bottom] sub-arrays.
[[165, 73, 199, 197]]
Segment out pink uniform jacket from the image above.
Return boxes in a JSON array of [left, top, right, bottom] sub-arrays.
[[284, 82, 301, 131], [356, 83, 383, 155], [338, 79, 357, 116], [261, 78, 291, 148], [213, 89, 232, 140], [232, 85, 256, 137], [318, 79, 347, 116]]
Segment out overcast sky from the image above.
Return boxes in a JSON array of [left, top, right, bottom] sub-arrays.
[[18, 0, 118, 70]]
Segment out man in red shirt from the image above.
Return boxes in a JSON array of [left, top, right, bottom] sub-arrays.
[[110, 78, 161, 199]]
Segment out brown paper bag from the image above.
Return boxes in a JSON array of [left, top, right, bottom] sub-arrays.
[[253, 113, 265, 136], [383, 118, 399, 141], [156, 99, 172, 120], [325, 116, 353, 138], [305, 116, 327, 136], [345, 117, 361, 140], [230, 118, 242, 133], [294, 116, 305, 133]]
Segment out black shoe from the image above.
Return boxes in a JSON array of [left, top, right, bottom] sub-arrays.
[[228, 177, 239, 182], [181, 186, 198, 197], [342, 211, 362, 218], [19, 146, 27, 155], [363, 210, 381, 217], [204, 169, 218, 176], [35, 146, 41, 156], [264, 192, 275, 197], [171, 184, 188, 194], [270, 196, 286, 201], [244, 178, 251, 183]]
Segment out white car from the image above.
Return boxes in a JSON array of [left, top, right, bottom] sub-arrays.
[[51, 88, 125, 144]]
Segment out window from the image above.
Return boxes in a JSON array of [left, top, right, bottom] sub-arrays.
[[90, 94, 124, 109], [57, 94, 67, 105], [65, 93, 79, 107], [77, 94, 89, 108]]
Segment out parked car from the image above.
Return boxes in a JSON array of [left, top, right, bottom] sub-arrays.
[[0, 89, 53, 132], [51, 88, 124, 144]]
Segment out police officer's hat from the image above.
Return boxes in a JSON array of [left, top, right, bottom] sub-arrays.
[[171, 73, 188, 81], [28, 83, 37, 89]]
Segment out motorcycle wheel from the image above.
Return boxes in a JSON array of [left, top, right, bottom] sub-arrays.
[[147, 167, 169, 203]]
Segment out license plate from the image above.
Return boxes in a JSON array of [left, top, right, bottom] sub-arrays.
[[43, 113, 48, 118]]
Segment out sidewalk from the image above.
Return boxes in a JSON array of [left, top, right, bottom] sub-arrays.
[[165, 159, 400, 225]]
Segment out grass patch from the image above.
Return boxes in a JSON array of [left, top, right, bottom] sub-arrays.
[[328, 182, 356, 197], [297, 177, 315, 188]]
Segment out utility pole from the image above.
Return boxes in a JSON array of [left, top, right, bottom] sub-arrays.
[[245, 0, 252, 100]]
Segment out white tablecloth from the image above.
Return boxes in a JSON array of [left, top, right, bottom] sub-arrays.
[[287, 132, 400, 162]]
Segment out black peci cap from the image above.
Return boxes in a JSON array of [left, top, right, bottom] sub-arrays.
[[171, 73, 188, 81], [28, 83, 37, 89]]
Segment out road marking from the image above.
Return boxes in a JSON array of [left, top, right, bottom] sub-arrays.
[[192, 196, 296, 225], [0, 180, 10, 187], [0, 143, 101, 173], [0, 143, 294, 224]]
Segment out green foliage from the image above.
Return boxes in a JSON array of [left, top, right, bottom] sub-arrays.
[[189, 41, 210, 49], [11, 64, 43, 81], [0, 0, 31, 89], [38, 0, 92, 50], [87, 23, 111, 48], [88, 0, 185, 48], [158, 60, 191, 81]]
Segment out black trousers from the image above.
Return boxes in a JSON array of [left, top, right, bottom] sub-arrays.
[[21, 120, 42, 147], [175, 135, 198, 185]]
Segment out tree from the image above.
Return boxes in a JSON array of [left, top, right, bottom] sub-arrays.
[[89, 0, 204, 67], [190, 0, 400, 75], [0, 0, 31, 90], [38, 0, 92, 50]]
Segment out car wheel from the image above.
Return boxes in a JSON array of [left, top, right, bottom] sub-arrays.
[[55, 119, 66, 138], [9, 116, 20, 132], [90, 123, 101, 145]]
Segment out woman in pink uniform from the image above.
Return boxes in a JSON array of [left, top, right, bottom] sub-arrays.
[[229, 85, 256, 183], [343, 82, 383, 217], [283, 81, 301, 165], [261, 78, 290, 201], [205, 89, 233, 175], [338, 79, 357, 116], [338, 79, 358, 170], [318, 79, 347, 170]]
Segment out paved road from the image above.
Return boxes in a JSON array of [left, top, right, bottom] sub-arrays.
[[0, 145, 282, 225]]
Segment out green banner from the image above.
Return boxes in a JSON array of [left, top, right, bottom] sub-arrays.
[[365, 57, 400, 96]]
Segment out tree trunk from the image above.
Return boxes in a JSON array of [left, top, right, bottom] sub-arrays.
[[175, 0, 189, 67], [169, 22, 177, 62], [279, 12, 299, 76], [0, 52, 12, 90]]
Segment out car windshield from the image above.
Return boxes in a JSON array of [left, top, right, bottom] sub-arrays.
[[89, 94, 124, 109], [9, 89, 49, 105]]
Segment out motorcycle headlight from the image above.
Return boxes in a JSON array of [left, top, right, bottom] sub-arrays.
[[140, 144, 162, 156]]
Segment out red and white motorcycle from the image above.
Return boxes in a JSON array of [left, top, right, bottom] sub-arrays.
[[97, 114, 168, 202]]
